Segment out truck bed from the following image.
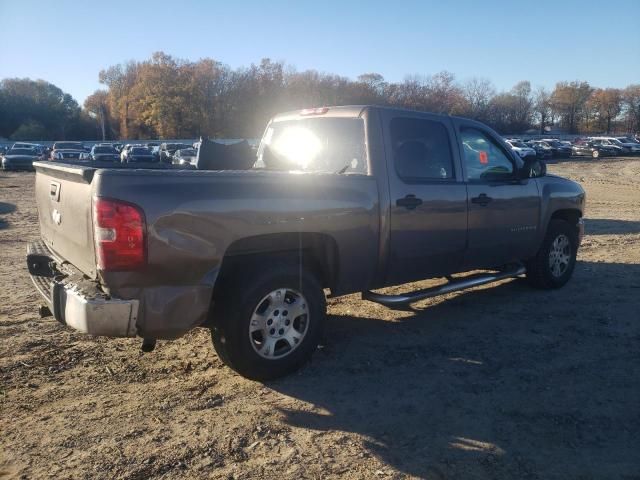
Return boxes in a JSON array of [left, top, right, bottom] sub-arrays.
[[33, 161, 381, 338]]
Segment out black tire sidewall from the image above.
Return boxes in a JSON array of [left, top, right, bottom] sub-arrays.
[[213, 265, 325, 380]]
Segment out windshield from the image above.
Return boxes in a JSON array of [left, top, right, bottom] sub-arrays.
[[131, 147, 150, 155], [510, 141, 527, 148], [258, 117, 367, 174], [8, 148, 36, 155], [54, 142, 84, 150], [93, 146, 117, 154]]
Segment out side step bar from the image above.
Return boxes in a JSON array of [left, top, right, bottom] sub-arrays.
[[362, 265, 526, 307]]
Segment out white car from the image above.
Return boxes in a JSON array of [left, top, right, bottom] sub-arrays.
[[505, 139, 537, 159]]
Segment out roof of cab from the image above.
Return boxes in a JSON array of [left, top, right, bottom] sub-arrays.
[[270, 104, 469, 124]]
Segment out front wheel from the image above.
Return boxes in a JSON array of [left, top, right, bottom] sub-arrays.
[[525, 219, 578, 289], [592, 149, 600, 158], [210, 262, 326, 380]]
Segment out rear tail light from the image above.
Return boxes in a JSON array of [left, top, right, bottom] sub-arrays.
[[93, 197, 146, 271]]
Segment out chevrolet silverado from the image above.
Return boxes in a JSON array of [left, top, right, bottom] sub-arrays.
[[27, 106, 585, 380]]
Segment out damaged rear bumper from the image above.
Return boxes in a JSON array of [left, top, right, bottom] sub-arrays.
[[27, 240, 138, 337]]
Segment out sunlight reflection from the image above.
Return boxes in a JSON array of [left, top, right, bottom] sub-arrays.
[[449, 437, 505, 454], [448, 357, 483, 365], [272, 126, 322, 169]]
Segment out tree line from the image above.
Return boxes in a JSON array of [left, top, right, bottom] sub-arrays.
[[1, 51, 639, 141]]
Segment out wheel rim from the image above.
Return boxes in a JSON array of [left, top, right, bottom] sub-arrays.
[[548, 234, 572, 278], [248, 288, 310, 359], [593, 150, 599, 158]]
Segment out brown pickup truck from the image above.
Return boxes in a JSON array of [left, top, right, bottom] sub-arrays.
[[27, 105, 585, 380]]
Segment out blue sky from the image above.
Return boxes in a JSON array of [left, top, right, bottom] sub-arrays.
[[1, 0, 639, 104]]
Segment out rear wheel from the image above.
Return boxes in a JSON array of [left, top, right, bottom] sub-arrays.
[[210, 261, 326, 380], [525, 219, 578, 289]]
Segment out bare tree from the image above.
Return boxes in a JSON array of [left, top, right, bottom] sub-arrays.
[[533, 86, 552, 134], [462, 78, 495, 121]]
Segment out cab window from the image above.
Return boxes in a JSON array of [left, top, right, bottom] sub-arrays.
[[390, 117, 455, 181], [460, 128, 515, 181]]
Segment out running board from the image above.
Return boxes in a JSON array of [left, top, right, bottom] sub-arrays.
[[362, 265, 526, 307]]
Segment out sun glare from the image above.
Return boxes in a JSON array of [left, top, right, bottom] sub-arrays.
[[272, 126, 323, 169]]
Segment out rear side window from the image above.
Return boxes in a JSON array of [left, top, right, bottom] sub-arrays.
[[460, 128, 515, 181], [258, 118, 367, 174], [390, 117, 454, 181]]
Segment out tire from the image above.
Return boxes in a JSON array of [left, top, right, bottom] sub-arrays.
[[210, 261, 326, 380], [592, 149, 600, 158], [525, 219, 578, 289]]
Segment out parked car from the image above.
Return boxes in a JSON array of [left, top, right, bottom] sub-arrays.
[[27, 105, 585, 380], [616, 136, 639, 145], [1, 147, 41, 170], [526, 141, 553, 159], [172, 148, 198, 167], [588, 138, 625, 156], [159, 143, 192, 163], [90, 145, 121, 162], [539, 139, 572, 158], [571, 141, 619, 158], [50, 141, 86, 161], [12, 142, 45, 155], [124, 146, 156, 163], [505, 139, 537, 160], [592, 137, 640, 154]]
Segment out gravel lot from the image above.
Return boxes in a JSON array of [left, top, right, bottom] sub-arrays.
[[1, 158, 639, 479]]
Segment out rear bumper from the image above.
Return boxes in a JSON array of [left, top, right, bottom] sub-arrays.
[[27, 241, 138, 337]]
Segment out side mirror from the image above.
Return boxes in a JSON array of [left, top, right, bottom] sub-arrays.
[[520, 157, 546, 179]]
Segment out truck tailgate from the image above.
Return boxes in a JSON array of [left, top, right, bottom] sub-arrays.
[[34, 162, 98, 278]]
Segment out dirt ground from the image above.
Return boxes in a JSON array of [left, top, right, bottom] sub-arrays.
[[1, 157, 639, 480]]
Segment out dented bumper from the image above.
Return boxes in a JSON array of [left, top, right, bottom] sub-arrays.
[[27, 241, 138, 337]]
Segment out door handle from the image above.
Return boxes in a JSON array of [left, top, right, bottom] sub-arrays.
[[471, 193, 492, 206], [396, 194, 423, 210]]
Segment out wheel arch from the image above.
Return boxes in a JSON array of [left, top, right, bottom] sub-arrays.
[[550, 208, 582, 226], [214, 232, 340, 293], [542, 208, 583, 242]]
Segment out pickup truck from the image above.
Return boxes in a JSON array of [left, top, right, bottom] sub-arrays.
[[27, 105, 585, 380]]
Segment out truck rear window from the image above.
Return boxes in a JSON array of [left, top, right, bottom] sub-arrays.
[[257, 118, 367, 174]]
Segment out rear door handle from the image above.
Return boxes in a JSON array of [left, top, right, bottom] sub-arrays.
[[396, 195, 423, 210], [471, 193, 492, 206]]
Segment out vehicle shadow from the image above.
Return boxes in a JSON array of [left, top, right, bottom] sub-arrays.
[[0, 202, 16, 215], [269, 261, 640, 478], [0, 202, 16, 230], [585, 218, 640, 235]]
